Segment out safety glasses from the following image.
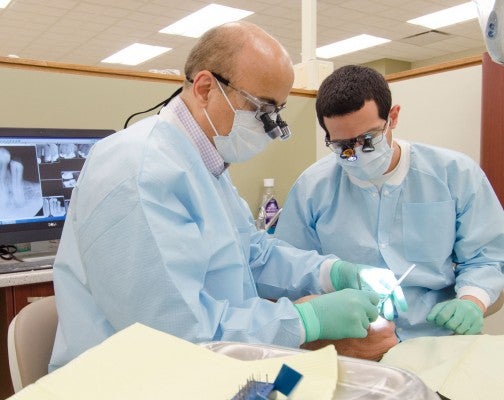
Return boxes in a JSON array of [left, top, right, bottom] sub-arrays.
[[211, 72, 286, 116], [210, 72, 291, 141]]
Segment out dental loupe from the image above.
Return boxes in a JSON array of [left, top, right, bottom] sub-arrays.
[[259, 113, 292, 141], [337, 133, 376, 161], [340, 147, 357, 161]]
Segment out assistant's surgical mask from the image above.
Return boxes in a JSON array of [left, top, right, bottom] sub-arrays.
[[204, 80, 272, 163], [336, 136, 393, 181]]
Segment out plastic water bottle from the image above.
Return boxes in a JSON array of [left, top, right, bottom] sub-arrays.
[[262, 178, 280, 234], [255, 204, 266, 230]]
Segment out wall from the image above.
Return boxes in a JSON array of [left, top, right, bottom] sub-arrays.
[[229, 95, 317, 213], [1, 57, 484, 214], [0, 60, 317, 213], [0, 66, 180, 131], [389, 65, 482, 163]]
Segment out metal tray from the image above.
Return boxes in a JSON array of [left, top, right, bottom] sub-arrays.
[[202, 341, 439, 400]]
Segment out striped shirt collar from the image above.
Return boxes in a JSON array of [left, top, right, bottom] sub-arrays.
[[162, 96, 227, 177]]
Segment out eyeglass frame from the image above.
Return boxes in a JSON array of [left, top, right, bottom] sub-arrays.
[[325, 117, 391, 155], [210, 72, 286, 117]]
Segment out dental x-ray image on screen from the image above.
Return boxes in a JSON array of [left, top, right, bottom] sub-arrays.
[[0, 127, 114, 245], [0, 145, 42, 220]]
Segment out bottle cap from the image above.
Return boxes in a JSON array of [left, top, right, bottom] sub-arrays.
[[263, 178, 275, 187]]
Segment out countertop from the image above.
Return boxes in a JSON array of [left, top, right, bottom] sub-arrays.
[[0, 268, 53, 287], [0, 251, 55, 287], [0, 241, 57, 288]]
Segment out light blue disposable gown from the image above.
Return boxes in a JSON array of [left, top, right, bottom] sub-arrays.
[[275, 140, 504, 340], [49, 110, 332, 370]]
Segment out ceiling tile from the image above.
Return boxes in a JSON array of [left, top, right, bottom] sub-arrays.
[[0, 0, 486, 73]]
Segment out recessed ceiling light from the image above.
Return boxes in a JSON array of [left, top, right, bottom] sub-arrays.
[[0, 0, 12, 9], [407, 2, 478, 29], [101, 43, 171, 66], [159, 3, 254, 38], [316, 34, 391, 59]]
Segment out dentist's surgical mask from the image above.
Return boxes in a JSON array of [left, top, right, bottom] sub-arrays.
[[204, 81, 272, 163], [336, 137, 393, 181]]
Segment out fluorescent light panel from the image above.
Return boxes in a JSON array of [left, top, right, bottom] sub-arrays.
[[407, 2, 478, 29], [0, 0, 12, 8], [159, 3, 254, 38], [316, 34, 391, 59], [101, 43, 171, 66]]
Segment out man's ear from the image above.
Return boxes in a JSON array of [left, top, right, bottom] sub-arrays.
[[191, 71, 214, 107], [389, 104, 401, 129]]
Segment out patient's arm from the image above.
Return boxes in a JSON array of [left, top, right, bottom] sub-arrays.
[[295, 294, 398, 361]]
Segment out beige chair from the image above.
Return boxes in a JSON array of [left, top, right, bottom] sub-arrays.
[[484, 290, 504, 318], [483, 290, 504, 335], [7, 296, 58, 392]]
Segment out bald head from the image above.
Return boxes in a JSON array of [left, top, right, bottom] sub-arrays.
[[181, 22, 294, 143], [184, 21, 293, 85]]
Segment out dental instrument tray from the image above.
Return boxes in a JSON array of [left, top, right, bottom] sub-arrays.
[[201, 341, 439, 400]]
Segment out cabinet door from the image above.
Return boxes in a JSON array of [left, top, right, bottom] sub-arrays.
[[0, 282, 54, 400], [0, 287, 15, 399], [481, 52, 504, 206]]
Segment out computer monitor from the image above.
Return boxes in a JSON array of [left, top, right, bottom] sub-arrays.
[[0, 127, 114, 246]]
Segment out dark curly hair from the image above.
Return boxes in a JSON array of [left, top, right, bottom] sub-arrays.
[[316, 65, 391, 137]]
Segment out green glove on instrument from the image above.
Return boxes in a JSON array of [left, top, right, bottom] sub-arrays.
[[294, 289, 380, 342], [330, 260, 367, 290], [330, 261, 408, 321], [427, 299, 484, 335]]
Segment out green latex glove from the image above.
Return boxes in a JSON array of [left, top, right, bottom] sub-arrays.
[[427, 299, 484, 335], [330, 261, 408, 320], [294, 289, 380, 342], [329, 260, 365, 290]]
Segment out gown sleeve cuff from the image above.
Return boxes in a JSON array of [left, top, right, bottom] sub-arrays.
[[457, 286, 491, 308], [320, 259, 338, 293], [298, 317, 306, 345]]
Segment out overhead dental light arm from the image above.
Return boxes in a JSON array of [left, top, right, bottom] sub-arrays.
[[474, 0, 504, 64]]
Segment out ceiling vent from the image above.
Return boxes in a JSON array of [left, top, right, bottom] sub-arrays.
[[400, 30, 450, 46]]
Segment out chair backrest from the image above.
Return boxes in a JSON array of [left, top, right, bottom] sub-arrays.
[[484, 290, 504, 318], [7, 295, 58, 392]]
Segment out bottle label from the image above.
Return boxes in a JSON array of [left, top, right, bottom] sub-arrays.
[[265, 199, 279, 233]]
